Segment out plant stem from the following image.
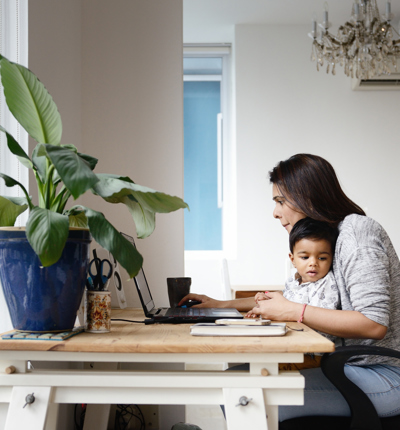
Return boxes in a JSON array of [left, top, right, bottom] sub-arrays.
[[35, 171, 46, 208], [53, 185, 71, 213], [44, 164, 55, 209]]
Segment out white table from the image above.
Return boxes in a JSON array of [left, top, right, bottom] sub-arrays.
[[0, 309, 334, 430]]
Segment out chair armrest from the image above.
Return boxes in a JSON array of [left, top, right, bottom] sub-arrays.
[[321, 345, 400, 430]]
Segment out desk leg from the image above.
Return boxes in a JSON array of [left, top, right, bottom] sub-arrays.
[[82, 362, 117, 430], [44, 403, 59, 430], [223, 388, 268, 430], [0, 359, 27, 427], [5, 386, 51, 430], [266, 405, 278, 430], [83, 404, 112, 430]]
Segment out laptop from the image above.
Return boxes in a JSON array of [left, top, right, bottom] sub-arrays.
[[122, 232, 243, 323], [133, 264, 243, 323]]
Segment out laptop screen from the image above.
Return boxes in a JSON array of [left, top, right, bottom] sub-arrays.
[[120, 232, 156, 313], [134, 266, 155, 313]]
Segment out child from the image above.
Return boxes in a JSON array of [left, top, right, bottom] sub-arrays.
[[256, 217, 340, 369]]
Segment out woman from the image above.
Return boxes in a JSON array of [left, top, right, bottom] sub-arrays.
[[180, 153, 400, 419]]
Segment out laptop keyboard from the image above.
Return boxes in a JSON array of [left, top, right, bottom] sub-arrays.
[[165, 307, 207, 317]]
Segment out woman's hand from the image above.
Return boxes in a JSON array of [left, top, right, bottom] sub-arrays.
[[177, 293, 225, 308], [246, 292, 302, 321], [178, 293, 256, 311]]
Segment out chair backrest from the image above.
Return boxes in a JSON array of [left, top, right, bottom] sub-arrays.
[[321, 345, 400, 430], [221, 259, 232, 300]]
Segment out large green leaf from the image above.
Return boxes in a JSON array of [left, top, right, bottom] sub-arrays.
[[91, 174, 188, 238], [0, 173, 32, 209], [68, 210, 88, 228], [26, 207, 69, 267], [66, 206, 143, 277], [0, 125, 32, 169], [121, 196, 155, 239], [45, 144, 99, 199], [49, 146, 98, 186], [77, 152, 98, 171], [0, 196, 28, 226], [0, 56, 62, 144], [60, 144, 99, 171]]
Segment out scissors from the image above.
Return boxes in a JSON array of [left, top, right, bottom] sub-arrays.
[[87, 257, 112, 291]]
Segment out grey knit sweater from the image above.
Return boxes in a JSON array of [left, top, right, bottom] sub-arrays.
[[333, 214, 400, 366]]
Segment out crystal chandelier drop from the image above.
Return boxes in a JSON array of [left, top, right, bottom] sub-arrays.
[[309, 0, 400, 79]]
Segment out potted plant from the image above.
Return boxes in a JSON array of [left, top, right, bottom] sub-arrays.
[[0, 54, 188, 332]]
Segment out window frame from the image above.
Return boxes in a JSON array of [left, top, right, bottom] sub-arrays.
[[183, 44, 237, 260]]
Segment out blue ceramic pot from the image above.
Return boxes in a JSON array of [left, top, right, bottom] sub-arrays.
[[0, 228, 91, 332]]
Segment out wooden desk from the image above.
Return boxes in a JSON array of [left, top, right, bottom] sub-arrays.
[[0, 309, 334, 430]]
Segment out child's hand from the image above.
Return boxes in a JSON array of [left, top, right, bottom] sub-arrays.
[[255, 292, 269, 303], [246, 292, 301, 321]]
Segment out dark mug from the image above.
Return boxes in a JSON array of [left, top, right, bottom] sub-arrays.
[[167, 277, 192, 308]]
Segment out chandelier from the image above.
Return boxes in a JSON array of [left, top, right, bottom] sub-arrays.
[[309, 0, 400, 79]]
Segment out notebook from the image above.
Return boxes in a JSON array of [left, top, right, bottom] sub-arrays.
[[190, 322, 287, 337], [133, 263, 243, 323]]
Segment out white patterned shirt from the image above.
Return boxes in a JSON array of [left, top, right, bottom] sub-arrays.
[[284, 270, 339, 344], [283, 270, 339, 309]]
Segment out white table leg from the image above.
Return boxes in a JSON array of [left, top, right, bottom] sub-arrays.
[[266, 405, 278, 430], [223, 388, 268, 430], [82, 361, 118, 430], [0, 359, 28, 428], [5, 386, 51, 430], [44, 403, 59, 430], [83, 404, 112, 430]]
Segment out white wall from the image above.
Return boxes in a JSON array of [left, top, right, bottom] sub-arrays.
[[80, 0, 185, 308], [230, 24, 400, 286], [29, 0, 185, 308], [29, 0, 83, 195]]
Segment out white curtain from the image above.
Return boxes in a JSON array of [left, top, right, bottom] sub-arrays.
[[0, 0, 28, 332]]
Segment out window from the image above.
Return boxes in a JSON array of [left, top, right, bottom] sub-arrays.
[[183, 45, 236, 258], [0, 0, 28, 333], [184, 58, 222, 250]]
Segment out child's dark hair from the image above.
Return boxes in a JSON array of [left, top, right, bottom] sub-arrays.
[[289, 217, 339, 253]]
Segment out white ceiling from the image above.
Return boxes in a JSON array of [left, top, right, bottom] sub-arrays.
[[183, 0, 400, 43]]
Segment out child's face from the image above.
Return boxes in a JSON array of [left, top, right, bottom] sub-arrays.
[[289, 238, 333, 284]]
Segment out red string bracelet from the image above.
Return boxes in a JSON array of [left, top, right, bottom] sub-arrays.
[[297, 303, 307, 323]]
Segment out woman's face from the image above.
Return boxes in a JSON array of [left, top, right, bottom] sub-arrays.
[[272, 184, 306, 233]]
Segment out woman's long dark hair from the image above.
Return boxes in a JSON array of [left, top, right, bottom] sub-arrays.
[[269, 154, 365, 226]]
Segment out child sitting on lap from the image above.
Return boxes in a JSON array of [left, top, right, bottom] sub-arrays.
[[256, 217, 339, 369]]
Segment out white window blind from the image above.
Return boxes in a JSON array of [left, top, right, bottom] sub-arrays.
[[0, 0, 28, 332], [0, 0, 28, 226]]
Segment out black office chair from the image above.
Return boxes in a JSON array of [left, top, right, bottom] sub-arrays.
[[280, 345, 400, 430]]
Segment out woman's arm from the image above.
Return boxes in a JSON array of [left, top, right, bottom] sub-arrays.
[[302, 305, 387, 340], [248, 292, 387, 340], [178, 293, 255, 312]]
